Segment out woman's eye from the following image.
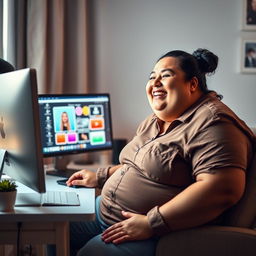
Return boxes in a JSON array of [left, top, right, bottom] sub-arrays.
[[149, 76, 155, 80], [162, 73, 171, 78]]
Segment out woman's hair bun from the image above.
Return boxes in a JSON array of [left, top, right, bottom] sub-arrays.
[[192, 48, 218, 74]]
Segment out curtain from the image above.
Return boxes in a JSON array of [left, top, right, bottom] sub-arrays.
[[0, 0, 3, 57], [6, 0, 89, 94]]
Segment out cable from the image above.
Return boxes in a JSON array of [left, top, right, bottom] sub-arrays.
[[17, 222, 22, 256], [29, 244, 32, 256]]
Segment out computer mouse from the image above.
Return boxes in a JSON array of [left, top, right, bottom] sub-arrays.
[[56, 178, 85, 188]]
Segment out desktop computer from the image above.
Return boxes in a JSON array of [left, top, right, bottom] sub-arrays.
[[38, 94, 113, 177], [0, 69, 82, 206], [0, 68, 45, 193], [0, 68, 113, 206]]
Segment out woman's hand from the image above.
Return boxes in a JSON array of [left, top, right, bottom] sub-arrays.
[[101, 211, 153, 244], [66, 169, 98, 188]]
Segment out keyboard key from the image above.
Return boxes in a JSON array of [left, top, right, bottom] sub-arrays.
[[42, 191, 80, 206]]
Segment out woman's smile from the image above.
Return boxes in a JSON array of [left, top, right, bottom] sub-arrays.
[[152, 89, 167, 99]]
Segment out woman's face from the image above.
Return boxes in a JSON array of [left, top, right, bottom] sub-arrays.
[[62, 112, 69, 123], [146, 56, 198, 122]]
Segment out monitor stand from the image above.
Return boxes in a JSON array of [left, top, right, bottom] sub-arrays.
[[72, 152, 94, 165], [46, 156, 79, 178], [0, 149, 7, 179]]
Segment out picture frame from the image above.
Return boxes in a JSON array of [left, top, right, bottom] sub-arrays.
[[243, 0, 256, 30], [241, 39, 256, 73]]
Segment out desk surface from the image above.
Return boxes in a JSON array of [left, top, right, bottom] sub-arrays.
[[0, 174, 95, 222]]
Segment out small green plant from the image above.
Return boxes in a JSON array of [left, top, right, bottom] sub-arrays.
[[0, 179, 17, 192]]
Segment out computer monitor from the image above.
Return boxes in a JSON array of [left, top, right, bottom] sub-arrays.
[[0, 68, 46, 193], [38, 94, 113, 177]]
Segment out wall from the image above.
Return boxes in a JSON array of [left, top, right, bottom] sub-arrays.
[[89, 0, 256, 141]]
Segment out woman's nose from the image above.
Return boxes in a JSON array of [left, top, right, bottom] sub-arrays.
[[153, 76, 162, 87]]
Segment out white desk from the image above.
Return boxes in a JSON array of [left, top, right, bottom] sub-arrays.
[[0, 174, 96, 256]]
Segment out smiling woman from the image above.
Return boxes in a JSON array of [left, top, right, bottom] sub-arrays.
[[146, 49, 219, 132], [57, 48, 256, 256]]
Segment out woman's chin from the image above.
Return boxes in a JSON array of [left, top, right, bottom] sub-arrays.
[[151, 101, 167, 110]]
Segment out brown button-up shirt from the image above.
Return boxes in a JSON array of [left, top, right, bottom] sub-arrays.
[[97, 93, 255, 226]]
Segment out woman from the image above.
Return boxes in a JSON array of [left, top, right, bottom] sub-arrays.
[[60, 111, 71, 131], [67, 48, 255, 256]]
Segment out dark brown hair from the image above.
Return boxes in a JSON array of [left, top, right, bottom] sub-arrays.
[[158, 48, 222, 99]]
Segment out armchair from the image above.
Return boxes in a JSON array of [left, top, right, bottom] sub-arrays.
[[156, 129, 256, 256]]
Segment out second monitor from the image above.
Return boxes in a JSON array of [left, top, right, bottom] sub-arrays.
[[38, 94, 113, 177]]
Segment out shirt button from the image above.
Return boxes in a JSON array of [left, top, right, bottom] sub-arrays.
[[110, 190, 115, 198], [150, 174, 158, 181], [107, 205, 112, 214]]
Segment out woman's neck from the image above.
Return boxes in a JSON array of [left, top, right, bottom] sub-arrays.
[[157, 119, 172, 135]]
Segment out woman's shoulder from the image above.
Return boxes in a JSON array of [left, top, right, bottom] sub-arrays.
[[192, 93, 238, 121], [194, 95, 255, 140], [136, 113, 156, 135]]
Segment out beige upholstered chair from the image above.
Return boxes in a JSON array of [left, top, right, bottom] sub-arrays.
[[156, 128, 256, 256]]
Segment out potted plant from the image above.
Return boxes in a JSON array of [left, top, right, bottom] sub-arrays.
[[0, 179, 17, 212]]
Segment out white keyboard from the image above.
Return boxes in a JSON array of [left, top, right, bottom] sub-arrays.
[[42, 191, 80, 206], [16, 191, 80, 206]]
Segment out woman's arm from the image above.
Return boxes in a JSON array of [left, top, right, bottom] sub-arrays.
[[108, 164, 123, 176], [66, 164, 123, 188], [159, 167, 245, 231]]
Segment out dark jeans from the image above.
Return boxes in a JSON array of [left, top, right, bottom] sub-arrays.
[[48, 196, 158, 256]]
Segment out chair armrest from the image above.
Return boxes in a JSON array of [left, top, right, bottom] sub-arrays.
[[156, 226, 256, 256]]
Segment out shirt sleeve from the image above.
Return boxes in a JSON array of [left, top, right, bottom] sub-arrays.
[[190, 120, 252, 177], [96, 166, 112, 188], [147, 206, 171, 236]]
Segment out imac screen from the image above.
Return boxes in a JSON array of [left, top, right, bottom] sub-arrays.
[[0, 68, 45, 193]]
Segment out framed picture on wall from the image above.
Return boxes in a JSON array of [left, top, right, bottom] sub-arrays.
[[243, 0, 256, 30], [241, 39, 256, 73]]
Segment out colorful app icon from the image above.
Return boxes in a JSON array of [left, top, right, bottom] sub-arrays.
[[90, 131, 106, 145], [67, 133, 77, 143], [90, 119, 104, 130], [56, 134, 66, 144], [89, 105, 103, 116], [75, 106, 82, 116], [82, 106, 90, 116]]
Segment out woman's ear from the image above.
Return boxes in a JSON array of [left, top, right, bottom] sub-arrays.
[[190, 77, 199, 92]]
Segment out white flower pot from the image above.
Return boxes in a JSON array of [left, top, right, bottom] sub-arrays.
[[0, 190, 17, 212]]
